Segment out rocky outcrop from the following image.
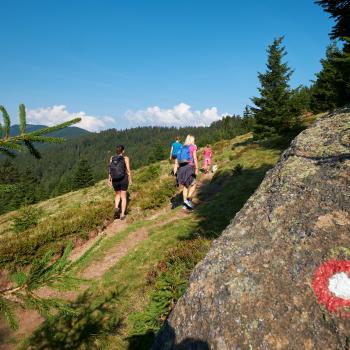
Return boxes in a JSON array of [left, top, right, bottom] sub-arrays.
[[153, 109, 350, 350]]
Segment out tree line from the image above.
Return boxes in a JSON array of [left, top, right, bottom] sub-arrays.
[[248, 0, 349, 139], [0, 0, 348, 333], [0, 115, 248, 214]]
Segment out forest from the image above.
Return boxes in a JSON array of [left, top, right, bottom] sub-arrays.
[[0, 1, 349, 348]]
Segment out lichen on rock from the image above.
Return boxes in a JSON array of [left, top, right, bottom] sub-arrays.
[[152, 108, 350, 350]]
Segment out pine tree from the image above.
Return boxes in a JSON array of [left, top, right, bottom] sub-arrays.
[[289, 86, 312, 117], [148, 142, 166, 163], [310, 44, 347, 113], [0, 160, 21, 214], [315, 0, 350, 39], [72, 159, 94, 190], [251, 37, 294, 139], [242, 106, 255, 131]]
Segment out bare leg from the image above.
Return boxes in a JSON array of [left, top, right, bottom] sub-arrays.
[[188, 184, 197, 199], [115, 191, 121, 209], [173, 159, 178, 174], [120, 191, 127, 216], [182, 186, 188, 202]]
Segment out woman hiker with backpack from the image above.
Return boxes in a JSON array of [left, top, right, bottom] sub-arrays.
[[176, 134, 199, 210], [108, 145, 132, 220]]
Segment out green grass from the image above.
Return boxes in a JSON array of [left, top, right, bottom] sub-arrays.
[[1, 131, 291, 349]]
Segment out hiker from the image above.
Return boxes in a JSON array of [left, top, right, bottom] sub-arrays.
[[202, 144, 213, 174], [108, 145, 132, 220], [169, 136, 182, 175], [176, 134, 199, 210]]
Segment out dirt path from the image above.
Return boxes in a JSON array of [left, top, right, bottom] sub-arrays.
[[0, 172, 213, 349], [81, 227, 149, 279], [69, 219, 129, 262]]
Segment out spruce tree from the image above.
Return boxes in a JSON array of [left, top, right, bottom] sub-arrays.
[[72, 159, 94, 190], [148, 142, 166, 163], [251, 37, 294, 139], [242, 106, 255, 131], [0, 160, 21, 214], [310, 44, 345, 113], [315, 0, 350, 39]]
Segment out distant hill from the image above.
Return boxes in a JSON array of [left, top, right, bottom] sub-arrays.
[[9, 124, 91, 139]]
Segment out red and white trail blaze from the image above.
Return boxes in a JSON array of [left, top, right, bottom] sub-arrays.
[[312, 260, 350, 318]]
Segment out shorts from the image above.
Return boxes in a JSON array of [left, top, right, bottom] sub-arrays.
[[112, 176, 129, 191], [203, 158, 211, 167]]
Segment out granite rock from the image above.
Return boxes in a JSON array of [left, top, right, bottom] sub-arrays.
[[153, 109, 350, 350]]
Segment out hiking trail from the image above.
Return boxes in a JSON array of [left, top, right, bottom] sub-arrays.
[[0, 173, 212, 350]]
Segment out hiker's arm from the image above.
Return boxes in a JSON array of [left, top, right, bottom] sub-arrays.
[[169, 146, 173, 160], [193, 150, 199, 175], [125, 157, 132, 185]]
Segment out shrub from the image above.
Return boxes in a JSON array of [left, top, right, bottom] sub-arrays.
[[138, 177, 176, 211], [12, 206, 42, 233], [0, 200, 113, 267]]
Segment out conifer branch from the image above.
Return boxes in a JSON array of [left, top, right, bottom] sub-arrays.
[[0, 106, 11, 140], [19, 104, 26, 134], [30, 118, 81, 136], [0, 104, 81, 158], [0, 244, 83, 329]]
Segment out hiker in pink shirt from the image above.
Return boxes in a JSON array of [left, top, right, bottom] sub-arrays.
[[203, 144, 213, 174]]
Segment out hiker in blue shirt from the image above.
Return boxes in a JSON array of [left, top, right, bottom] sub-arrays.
[[169, 136, 182, 175]]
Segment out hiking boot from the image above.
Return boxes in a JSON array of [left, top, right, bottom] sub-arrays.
[[120, 215, 126, 220], [114, 208, 120, 219], [184, 199, 194, 209]]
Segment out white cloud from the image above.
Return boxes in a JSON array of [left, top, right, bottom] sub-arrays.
[[125, 103, 223, 127], [27, 105, 115, 132]]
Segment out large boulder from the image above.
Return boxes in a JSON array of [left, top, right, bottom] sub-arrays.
[[153, 109, 350, 350]]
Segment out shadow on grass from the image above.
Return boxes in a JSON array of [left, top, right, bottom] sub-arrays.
[[127, 328, 210, 350], [126, 165, 277, 350], [151, 321, 210, 350], [192, 164, 274, 239], [127, 332, 156, 350], [23, 289, 122, 350]]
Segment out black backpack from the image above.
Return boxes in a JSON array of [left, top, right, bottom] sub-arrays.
[[109, 155, 126, 181]]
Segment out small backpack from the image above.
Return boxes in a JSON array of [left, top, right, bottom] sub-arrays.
[[109, 155, 126, 181], [177, 145, 191, 163]]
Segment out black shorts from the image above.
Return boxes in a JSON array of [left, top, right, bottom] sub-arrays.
[[112, 176, 129, 191]]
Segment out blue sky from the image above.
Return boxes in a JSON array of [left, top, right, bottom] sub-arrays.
[[0, 0, 333, 131]]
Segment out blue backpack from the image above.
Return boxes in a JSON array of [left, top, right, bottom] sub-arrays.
[[177, 145, 191, 163]]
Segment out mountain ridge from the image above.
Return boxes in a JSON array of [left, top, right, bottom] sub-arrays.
[[9, 124, 91, 139]]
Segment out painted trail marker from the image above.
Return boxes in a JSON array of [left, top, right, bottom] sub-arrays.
[[312, 260, 350, 318]]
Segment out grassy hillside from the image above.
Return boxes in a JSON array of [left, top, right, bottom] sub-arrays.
[[0, 131, 289, 349], [1, 116, 247, 211]]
